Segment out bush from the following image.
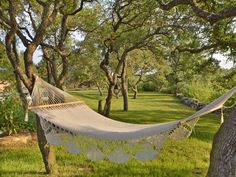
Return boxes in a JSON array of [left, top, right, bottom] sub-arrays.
[[142, 82, 156, 91], [179, 80, 215, 103], [0, 94, 36, 135]]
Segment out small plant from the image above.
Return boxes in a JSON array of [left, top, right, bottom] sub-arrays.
[[3, 110, 18, 135], [0, 93, 36, 135]]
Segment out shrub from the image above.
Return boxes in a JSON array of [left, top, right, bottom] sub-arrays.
[[179, 80, 215, 103], [0, 94, 36, 135], [142, 81, 156, 91]]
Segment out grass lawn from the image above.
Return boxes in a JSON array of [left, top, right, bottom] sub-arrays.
[[0, 90, 221, 177]]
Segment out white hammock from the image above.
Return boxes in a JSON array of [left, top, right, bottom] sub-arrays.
[[29, 76, 236, 163]]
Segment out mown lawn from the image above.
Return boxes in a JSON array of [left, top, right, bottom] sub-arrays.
[[0, 90, 221, 177]]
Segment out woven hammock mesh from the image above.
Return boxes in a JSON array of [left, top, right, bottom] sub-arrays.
[[29, 77, 234, 163]]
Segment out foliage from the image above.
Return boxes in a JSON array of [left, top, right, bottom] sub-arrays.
[[0, 93, 36, 135], [179, 79, 215, 103], [176, 63, 236, 104], [66, 36, 106, 89], [213, 68, 236, 106], [127, 49, 170, 92], [0, 42, 14, 82], [142, 81, 156, 92]]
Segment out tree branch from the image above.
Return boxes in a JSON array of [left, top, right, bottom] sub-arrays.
[[26, 0, 37, 31], [158, 0, 236, 24], [68, 0, 94, 16], [176, 39, 236, 54], [5, 0, 32, 89]]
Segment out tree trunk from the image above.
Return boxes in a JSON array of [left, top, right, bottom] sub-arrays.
[[121, 61, 128, 111], [133, 85, 138, 99], [207, 106, 236, 177], [103, 84, 114, 117], [36, 116, 57, 174], [46, 60, 53, 84], [4, 1, 59, 174], [98, 100, 103, 114], [55, 82, 64, 90], [96, 81, 103, 96], [157, 84, 163, 92], [14, 72, 27, 105], [121, 85, 129, 111]]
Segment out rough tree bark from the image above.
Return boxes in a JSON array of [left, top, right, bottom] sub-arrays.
[[36, 116, 56, 174], [207, 106, 236, 177]]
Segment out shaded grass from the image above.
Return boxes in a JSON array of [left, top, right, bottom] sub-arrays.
[[0, 91, 220, 177]]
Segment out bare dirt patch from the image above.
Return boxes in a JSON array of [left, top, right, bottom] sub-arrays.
[[0, 132, 37, 147]]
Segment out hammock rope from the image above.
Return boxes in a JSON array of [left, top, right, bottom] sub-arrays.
[[29, 76, 236, 163]]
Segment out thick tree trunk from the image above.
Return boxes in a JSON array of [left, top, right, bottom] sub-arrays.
[[36, 116, 57, 174], [207, 106, 236, 177], [103, 84, 114, 117]]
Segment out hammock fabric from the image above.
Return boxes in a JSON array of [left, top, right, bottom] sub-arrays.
[[29, 77, 236, 163]]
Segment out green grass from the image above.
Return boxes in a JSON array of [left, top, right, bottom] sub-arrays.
[[0, 91, 221, 177]]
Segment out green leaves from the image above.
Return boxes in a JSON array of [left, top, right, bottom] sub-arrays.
[[0, 95, 21, 135], [0, 94, 36, 135]]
